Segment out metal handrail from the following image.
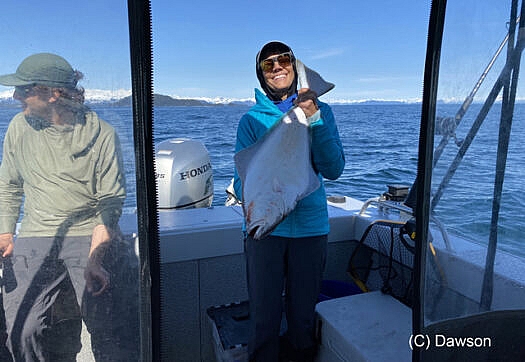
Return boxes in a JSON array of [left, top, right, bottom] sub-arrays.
[[359, 197, 452, 251]]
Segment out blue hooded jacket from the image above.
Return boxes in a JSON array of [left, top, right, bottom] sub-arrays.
[[233, 89, 345, 238]]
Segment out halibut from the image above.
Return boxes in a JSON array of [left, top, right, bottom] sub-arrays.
[[234, 107, 320, 239], [234, 60, 334, 240]]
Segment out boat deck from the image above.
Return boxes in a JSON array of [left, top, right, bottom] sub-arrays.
[[110, 196, 525, 361]]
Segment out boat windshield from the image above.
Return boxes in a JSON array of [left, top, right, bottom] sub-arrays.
[[0, 2, 145, 361], [419, 0, 525, 359]]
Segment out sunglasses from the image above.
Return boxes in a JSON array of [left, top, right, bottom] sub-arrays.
[[14, 85, 52, 99], [260, 52, 294, 72], [14, 85, 39, 98]]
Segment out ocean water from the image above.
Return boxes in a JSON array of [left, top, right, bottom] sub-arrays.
[[0, 103, 523, 256], [151, 104, 423, 205]]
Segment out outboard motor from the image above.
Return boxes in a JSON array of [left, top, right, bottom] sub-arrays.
[[155, 138, 213, 209]]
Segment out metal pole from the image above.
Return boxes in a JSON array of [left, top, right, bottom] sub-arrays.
[[127, 0, 159, 360], [433, 16, 520, 169], [480, 0, 523, 311], [430, 12, 525, 212]]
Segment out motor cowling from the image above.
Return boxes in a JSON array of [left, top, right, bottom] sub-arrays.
[[155, 138, 213, 209]]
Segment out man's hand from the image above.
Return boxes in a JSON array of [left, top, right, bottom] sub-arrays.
[[85, 225, 113, 296], [84, 260, 110, 296], [0, 233, 14, 258]]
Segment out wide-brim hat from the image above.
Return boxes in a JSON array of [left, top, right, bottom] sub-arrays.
[[0, 53, 77, 88]]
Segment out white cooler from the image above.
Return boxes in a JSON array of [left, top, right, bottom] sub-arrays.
[[315, 291, 412, 362]]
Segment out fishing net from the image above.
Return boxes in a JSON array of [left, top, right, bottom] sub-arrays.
[[347, 221, 416, 307]]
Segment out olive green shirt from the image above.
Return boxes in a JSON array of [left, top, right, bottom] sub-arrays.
[[0, 111, 126, 237]]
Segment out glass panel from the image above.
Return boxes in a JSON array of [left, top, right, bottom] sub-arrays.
[[150, 1, 431, 208], [150, 1, 430, 361], [422, 0, 525, 355], [0, 2, 142, 361]]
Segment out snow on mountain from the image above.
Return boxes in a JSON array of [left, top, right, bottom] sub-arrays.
[[0, 88, 133, 103], [168, 94, 255, 105], [0, 87, 255, 106], [325, 97, 422, 105], [84, 88, 132, 103], [0, 90, 13, 100], [0, 88, 422, 106]]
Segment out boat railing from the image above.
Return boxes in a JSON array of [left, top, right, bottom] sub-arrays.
[[359, 196, 452, 251]]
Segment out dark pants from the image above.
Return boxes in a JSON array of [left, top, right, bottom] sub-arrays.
[[245, 234, 327, 362], [2, 236, 139, 362]]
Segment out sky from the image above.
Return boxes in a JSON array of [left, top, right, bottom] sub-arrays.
[[0, 1, 518, 103]]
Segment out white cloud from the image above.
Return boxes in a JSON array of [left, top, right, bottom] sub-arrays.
[[309, 48, 345, 60], [357, 76, 418, 83]]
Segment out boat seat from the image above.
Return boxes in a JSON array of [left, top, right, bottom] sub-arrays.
[[315, 291, 412, 362]]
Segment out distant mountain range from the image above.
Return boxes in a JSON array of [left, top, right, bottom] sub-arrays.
[[0, 92, 255, 108], [112, 94, 255, 107], [0, 94, 424, 109], [1, 88, 519, 108]]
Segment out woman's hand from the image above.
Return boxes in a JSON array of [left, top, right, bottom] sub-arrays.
[[295, 88, 319, 118]]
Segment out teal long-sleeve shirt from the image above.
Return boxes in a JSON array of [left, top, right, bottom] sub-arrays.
[[233, 89, 345, 238]]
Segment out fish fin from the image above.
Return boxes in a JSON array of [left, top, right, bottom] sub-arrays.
[[234, 141, 261, 185], [251, 220, 280, 240], [300, 168, 321, 200], [296, 59, 335, 96]]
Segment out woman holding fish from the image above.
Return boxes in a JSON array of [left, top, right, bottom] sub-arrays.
[[233, 41, 345, 362]]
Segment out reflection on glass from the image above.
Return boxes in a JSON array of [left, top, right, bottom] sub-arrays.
[[424, 0, 525, 326], [0, 53, 139, 361], [0, 3, 141, 361]]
